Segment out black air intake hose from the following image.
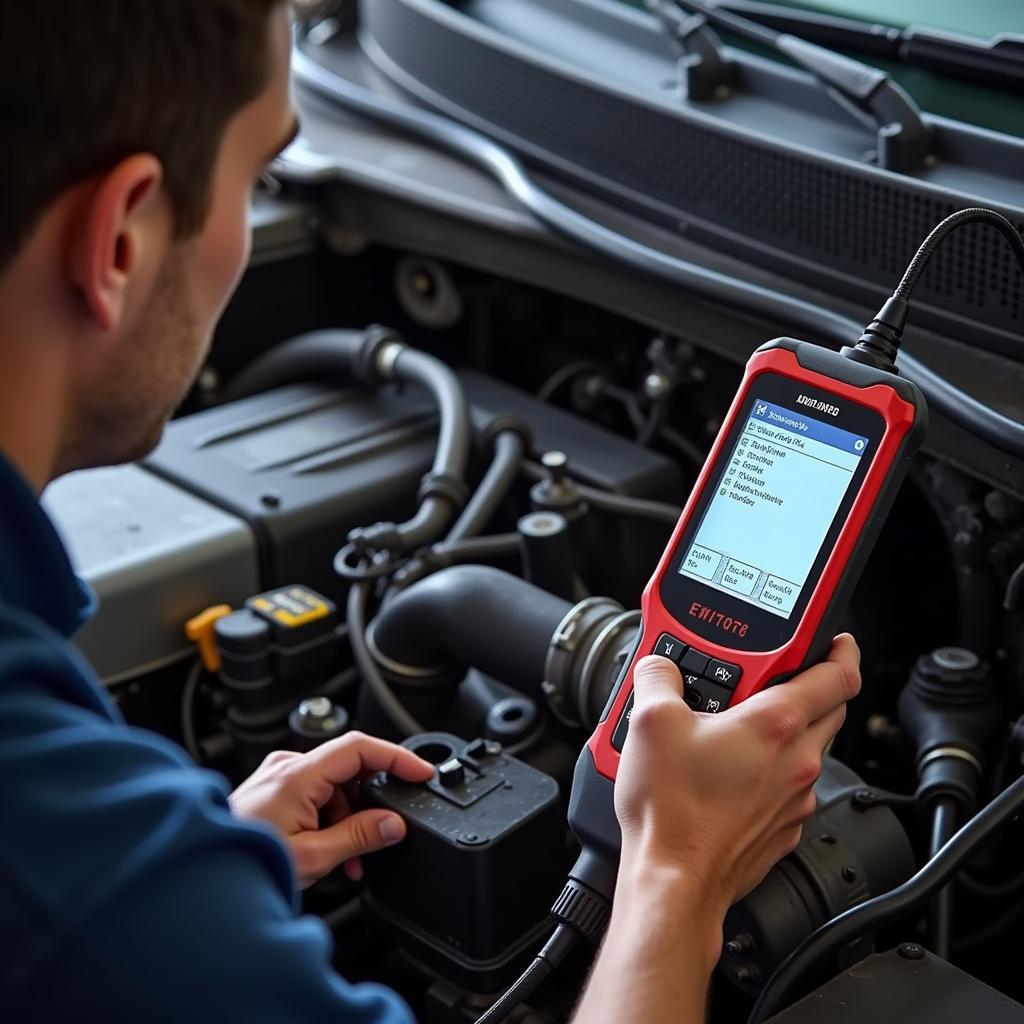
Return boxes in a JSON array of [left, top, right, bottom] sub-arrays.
[[369, 566, 641, 728], [227, 326, 473, 554], [369, 566, 572, 697]]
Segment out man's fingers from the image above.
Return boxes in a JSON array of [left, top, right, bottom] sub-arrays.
[[762, 634, 861, 725], [322, 787, 351, 824], [631, 655, 686, 709], [308, 732, 435, 786], [291, 808, 408, 884], [805, 702, 847, 752]]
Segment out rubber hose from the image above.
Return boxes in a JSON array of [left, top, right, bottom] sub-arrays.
[[225, 328, 473, 553], [448, 431, 525, 542], [380, 344, 472, 551], [386, 532, 522, 599], [224, 329, 369, 400], [370, 565, 572, 696], [928, 797, 959, 959]]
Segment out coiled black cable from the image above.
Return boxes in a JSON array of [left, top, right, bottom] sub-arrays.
[[473, 925, 577, 1024], [748, 771, 1024, 1023], [290, 44, 1024, 459], [895, 208, 1024, 302]]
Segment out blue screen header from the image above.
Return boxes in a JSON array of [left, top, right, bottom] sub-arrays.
[[750, 400, 869, 456]]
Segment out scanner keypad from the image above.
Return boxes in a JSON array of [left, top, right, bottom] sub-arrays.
[[611, 634, 743, 751]]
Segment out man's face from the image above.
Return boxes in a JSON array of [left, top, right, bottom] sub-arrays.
[[61, 7, 298, 472]]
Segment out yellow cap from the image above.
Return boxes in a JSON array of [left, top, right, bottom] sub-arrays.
[[185, 605, 233, 673]]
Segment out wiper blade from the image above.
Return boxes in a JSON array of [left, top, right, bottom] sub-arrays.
[[904, 27, 1024, 91], [716, 1, 1024, 91], [647, 0, 932, 173]]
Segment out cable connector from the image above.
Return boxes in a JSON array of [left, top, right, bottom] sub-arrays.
[[841, 295, 908, 373], [551, 877, 612, 945]]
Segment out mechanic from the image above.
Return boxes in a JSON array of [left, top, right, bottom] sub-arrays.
[[0, 3, 860, 1021]]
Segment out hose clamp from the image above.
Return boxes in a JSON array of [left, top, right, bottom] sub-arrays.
[[543, 597, 623, 728], [577, 610, 641, 729], [333, 544, 395, 581], [918, 745, 983, 776], [417, 471, 470, 511]]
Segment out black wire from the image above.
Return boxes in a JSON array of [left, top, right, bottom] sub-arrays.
[[537, 360, 607, 403], [347, 579, 425, 737], [928, 798, 960, 960], [521, 461, 682, 526], [180, 658, 205, 763], [748, 770, 1024, 1024], [1005, 559, 1024, 610], [473, 925, 578, 1024], [385, 532, 522, 600], [895, 208, 1024, 302], [290, 45, 1024, 461]]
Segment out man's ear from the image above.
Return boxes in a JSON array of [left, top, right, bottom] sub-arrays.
[[69, 155, 166, 332]]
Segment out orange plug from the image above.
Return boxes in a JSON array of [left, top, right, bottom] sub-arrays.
[[185, 605, 233, 673]]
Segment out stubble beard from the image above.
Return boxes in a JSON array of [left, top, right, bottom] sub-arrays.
[[56, 249, 205, 476]]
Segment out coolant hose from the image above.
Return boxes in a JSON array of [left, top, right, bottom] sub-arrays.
[[225, 328, 372, 400], [448, 430, 526, 542], [369, 565, 572, 697], [226, 327, 473, 554]]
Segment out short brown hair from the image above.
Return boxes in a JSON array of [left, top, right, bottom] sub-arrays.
[[0, 1, 285, 270]]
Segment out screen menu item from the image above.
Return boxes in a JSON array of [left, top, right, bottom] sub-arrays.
[[678, 399, 870, 620]]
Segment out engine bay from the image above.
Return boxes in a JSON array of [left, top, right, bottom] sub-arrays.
[[43, 244, 1024, 1021], [41, 3, 1024, 1020]]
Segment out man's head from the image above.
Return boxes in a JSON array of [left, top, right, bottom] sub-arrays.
[[0, 2, 300, 485]]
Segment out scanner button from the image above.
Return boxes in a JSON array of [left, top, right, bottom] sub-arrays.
[[682, 674, 703, 710], [690, 680, 733, 715], [705, 659, 742, 690], [680, 648, 711, 676], [611, 693, 635, 752], [653, 633, 687, 664]]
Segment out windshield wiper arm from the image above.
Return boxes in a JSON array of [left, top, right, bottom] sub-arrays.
[[646, 0, 932, 173], [714, 1, 1024, 92]]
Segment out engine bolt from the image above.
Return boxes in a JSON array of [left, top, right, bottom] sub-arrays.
[[842, 865, 858, 883], [299, 697, 332, 719], [898, 943, 925, 961], [735, 965, 760, 985], [724, 934, 754, 955], [644, 371, 672, 400]]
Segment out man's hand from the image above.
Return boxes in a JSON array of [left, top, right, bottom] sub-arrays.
[[573, 635, 860, 1024], [229, 732, 434, 889], [615, 634, 861, 914]]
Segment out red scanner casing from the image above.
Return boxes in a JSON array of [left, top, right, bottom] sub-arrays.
[[586, 340, 926, 784]]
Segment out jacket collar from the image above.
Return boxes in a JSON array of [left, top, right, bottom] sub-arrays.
[[0, 452, 93, 637]]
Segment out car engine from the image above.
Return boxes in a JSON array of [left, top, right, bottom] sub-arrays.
[[43, 2, 1024, 1021]]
